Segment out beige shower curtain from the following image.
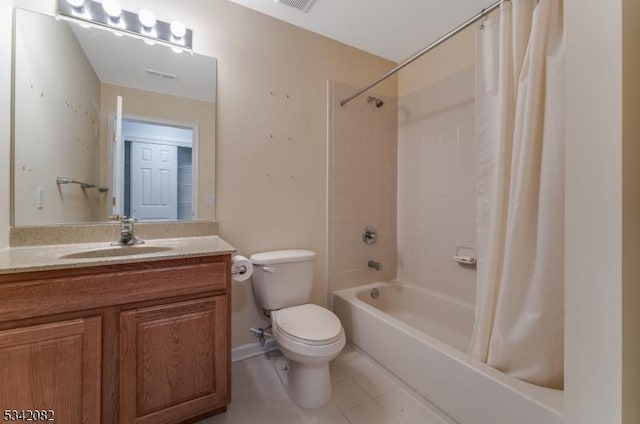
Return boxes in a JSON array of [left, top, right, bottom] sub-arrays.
[[468, 0, 564, 389]]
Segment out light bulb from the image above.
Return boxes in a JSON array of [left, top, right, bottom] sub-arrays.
[[102, 0, 122, 19], [66, 0, 85, 8], [138, 9, 156, 29], [170, 21, 186, 39]]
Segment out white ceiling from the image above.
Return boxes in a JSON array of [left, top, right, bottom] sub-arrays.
[[70, 24, 216, 103], [226, 0, 497, 62]]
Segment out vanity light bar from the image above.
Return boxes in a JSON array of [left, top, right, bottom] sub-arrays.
[[57, 0, 193, 51]]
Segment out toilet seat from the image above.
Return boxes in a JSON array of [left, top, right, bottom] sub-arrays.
[[272, 304, 343, 346]]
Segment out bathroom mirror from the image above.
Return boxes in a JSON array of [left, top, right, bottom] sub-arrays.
[[11, 8, 217, 225]]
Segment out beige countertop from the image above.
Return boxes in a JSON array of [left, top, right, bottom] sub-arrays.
[[0, 236, 236, 275]]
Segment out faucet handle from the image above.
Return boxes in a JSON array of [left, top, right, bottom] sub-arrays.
[[117, 216, 133, 236], [362, 225, 378, 245], [110, 216, 144, 246], [121, 217, 138, 228]]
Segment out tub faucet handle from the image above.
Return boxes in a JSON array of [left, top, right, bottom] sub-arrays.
[[362, 225, 378, 245]]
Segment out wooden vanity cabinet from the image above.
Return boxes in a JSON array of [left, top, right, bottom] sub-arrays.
[[0, 316, 102, 423], [120, 296, 228, 424], [0, 254, 231, 424]]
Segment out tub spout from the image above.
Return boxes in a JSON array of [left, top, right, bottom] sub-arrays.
[[368, 260, 382, 271]]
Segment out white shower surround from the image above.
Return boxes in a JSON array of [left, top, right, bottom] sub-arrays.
[[397, 66, 477, 305], [333, 281, 563, 424]]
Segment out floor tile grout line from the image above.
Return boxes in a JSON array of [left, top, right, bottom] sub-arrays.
[[210, 344, 448, 424]]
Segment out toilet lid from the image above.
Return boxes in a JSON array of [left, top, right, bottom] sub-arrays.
[[272, 304, 343, 345]]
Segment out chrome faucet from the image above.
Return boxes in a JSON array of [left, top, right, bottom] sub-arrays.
[[112, 217, 144, 246], [368, 260, 382, 271]]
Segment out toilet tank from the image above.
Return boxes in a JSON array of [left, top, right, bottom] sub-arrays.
[[250, 249, 316, 311]]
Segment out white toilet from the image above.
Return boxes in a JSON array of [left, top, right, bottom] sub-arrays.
[[250, 249, 346, 409]]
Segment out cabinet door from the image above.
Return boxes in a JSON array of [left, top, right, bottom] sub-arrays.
[[120, 296, 228, 424], [0, 317, 102, 424]]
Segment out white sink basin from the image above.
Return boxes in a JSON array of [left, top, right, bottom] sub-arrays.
[[58, 245, 173, 260]]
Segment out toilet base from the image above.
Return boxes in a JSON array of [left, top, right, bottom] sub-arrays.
[[274, 356, 332, 409]]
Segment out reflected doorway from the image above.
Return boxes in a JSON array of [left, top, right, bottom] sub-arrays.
[[121, 119, 194, 221]]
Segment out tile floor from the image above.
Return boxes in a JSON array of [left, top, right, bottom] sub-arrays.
[[198, 343, 449, 424]]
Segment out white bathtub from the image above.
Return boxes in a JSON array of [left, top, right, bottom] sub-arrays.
[[333, 282, 563, 424]]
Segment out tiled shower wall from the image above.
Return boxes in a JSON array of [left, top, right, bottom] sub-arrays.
[[397, 67, 477, 304], [327, 81, 397, 298]]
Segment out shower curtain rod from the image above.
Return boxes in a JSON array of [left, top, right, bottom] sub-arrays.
[[340, 0, 506, 106]]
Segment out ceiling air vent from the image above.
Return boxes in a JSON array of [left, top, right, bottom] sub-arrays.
[[274, 0, 316, 13], [144, 68, 178, 82]]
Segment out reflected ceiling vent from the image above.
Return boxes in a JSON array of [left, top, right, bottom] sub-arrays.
[[144, 68, 178, 82], [274, 0, 316, 13]]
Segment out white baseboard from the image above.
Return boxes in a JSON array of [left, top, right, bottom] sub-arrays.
[[232, 338, 278, 362]]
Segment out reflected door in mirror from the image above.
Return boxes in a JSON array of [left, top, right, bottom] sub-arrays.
[[120, 119, 194, 222], [131, 142, 178, 221]]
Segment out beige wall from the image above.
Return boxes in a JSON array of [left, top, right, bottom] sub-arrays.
[[0, 2, 11, 249], [565, 0, 640, 422], [622, 0, 640, 421], [13, 9, 100, 225], [327, 82, 397, 299], [207, 1, 396, 347], [99, 83, 216, 221]]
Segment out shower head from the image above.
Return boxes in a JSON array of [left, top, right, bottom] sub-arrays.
[[367, 96, 384, 108]]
